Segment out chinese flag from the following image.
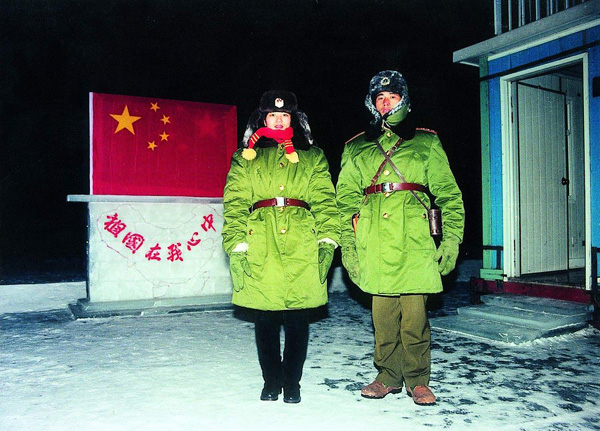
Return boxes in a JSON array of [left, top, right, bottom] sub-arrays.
[[91, 92, 237, 197]]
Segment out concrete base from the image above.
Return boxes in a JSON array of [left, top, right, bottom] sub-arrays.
[[69, 294, 232, 318], [431, 293, 593, 344]]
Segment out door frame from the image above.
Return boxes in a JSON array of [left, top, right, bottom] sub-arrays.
[[499, 52, 592, 290]]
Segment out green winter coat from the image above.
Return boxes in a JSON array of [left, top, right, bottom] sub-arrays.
[[222, 141, 340, 311], [336, 126, 464, 295]]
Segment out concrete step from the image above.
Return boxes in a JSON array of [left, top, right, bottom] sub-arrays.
[[480, 294, 592, 316], [431, 314, 588, 344], [457, 304, 589, 330], [431, 293, 592, 344]]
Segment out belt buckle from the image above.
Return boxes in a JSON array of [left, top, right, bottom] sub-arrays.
[[381, 183, 392, 193], [275, 196, 286, 207]]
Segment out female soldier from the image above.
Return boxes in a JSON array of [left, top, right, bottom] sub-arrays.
[[222, 90, 340, 403]]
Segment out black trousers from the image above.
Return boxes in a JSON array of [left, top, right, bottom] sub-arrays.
[[254, 309, 309, 389]]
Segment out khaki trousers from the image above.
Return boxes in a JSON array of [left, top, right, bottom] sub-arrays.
[[372, 294, 430, 389]]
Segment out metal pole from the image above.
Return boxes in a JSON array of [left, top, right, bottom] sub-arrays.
[[519, 0, 525, 26], [494, 0, 503, 35]]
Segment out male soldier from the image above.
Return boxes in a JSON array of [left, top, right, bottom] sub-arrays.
[[336, 70, 465, 405]]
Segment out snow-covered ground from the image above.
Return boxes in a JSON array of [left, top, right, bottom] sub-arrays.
[[1, 280, 599, 431]]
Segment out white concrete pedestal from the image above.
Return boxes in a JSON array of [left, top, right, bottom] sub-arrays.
[[67, 195, 233, 317]]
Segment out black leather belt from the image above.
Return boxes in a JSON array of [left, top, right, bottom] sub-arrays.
[[250, 197, 310, 213], [363, 182, 428, 195]]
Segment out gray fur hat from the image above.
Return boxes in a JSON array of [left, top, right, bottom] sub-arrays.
[[364, 70, 411, 122], [242, 90, 313, 148]]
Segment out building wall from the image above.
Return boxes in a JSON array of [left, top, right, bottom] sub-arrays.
[[480, 25, 600, 278]]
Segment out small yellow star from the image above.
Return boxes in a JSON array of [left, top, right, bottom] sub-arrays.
[[159, 131, 169, 141], [150, 103, 160, 112], [147, 141, 158, 151], [110, 105, 141, 135], [160, 115, 170, 125]]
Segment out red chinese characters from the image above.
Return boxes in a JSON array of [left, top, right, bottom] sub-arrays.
[[103, 212, 217, 262], [187, 232, 201, 251], [122, 232, 145, 254], [201, 214, 216, 232], [167, 243, 183, 262], [104, 213, 127, 238], [145, 243, 162, 261]]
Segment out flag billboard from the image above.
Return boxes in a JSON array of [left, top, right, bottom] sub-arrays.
[[90, 92, 237, 197]]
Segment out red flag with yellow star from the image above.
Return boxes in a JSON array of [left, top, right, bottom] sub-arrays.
[[91, 92, 237, 197]]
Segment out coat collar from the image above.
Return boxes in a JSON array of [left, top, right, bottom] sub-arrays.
[[365, 110, 416, 141]]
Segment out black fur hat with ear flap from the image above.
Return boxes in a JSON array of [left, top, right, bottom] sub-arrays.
[[364, 70, 411, 123], [241, 90, 314, 150], [363, 70, 416, 141], [258, 90, 297, 114]]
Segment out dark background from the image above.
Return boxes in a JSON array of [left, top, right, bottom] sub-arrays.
[[0, 0, 494, 283]]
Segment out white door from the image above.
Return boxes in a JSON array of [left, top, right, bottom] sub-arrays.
[[517, 83, 568, 274]]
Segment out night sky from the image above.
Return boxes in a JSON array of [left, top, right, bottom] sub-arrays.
[[0, 0, 494, 279]]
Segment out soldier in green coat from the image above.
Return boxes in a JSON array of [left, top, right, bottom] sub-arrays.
[[336, 71, 465, 405], [222, 90, 340, 404]]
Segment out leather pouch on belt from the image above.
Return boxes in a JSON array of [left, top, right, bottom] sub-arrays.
[[428, 208, 442, 237], [352, 212, 360, 236]]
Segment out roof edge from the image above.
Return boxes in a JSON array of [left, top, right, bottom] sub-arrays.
[[453, 0, 600, 65]]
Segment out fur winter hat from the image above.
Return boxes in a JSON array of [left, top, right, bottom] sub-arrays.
[[241, 90, 314, 149], [364, 70, 411, 123], [258, 90, 297, 114]]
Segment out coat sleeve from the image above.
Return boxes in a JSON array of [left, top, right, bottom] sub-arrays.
[[426, 135, 465, 243], [222, 151, 252, 256], [335, 144, 364, 249], [308, 149, 341, 244]]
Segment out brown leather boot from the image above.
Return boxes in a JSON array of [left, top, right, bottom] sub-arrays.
[[406, 385, 436, 405], [361, 380, 401, 399]]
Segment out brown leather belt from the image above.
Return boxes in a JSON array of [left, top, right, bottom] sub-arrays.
[[363, 182, 428, 195], [250, 197, 310, 213]]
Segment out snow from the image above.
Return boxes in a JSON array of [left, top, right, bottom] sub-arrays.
[[1, 281, 599, 431]]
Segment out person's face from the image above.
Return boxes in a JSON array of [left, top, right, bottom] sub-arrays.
[[375, 91, 402, 116], [264, 112, 291, 130]]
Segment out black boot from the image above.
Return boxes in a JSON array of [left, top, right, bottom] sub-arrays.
[[283, 384, 301, 403], [282, 310, 308, 404], [261, 384, 282, 401], [255, 311, 284, 401]]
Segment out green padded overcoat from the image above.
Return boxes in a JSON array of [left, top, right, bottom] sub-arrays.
[[336, 127, 464, 295], [222, 141, 340, 310]]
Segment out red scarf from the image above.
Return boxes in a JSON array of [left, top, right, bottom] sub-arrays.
[[248, 127, 295, 155]]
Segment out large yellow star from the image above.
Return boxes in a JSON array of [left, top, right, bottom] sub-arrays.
[[110, 105, 141, 135]]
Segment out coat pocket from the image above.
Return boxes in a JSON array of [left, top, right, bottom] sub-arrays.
[[285, 209, 318, 261], [245, 213, 268, 269], [355, 205, 371, 251], [404, 206, 435, 250]]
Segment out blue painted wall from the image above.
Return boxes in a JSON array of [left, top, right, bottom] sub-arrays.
[[483, 25, 600, 273]]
